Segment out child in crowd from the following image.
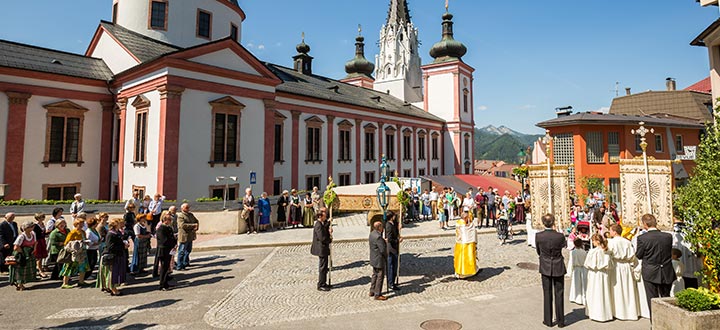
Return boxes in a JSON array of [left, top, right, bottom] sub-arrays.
[[584, 233, 614, 322], [438, 195, 447, 230], [671, 248, 685, 297], [568, 238, 588, 305]]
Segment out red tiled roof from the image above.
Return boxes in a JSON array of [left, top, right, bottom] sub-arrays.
[[455, 175, 523, 194], [684, 77, 711, 94]]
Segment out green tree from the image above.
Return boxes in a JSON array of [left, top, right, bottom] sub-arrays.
[[676, 106, 720, 293]]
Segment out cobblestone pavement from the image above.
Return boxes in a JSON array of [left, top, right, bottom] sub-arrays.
[[204, 235, 540, 329]]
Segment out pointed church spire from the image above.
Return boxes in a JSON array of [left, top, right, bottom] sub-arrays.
[[387, 0, 411, 25]]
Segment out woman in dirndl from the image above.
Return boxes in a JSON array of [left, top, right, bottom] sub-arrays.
[[9, 221, 38, 290], [303, 192, 315, 227], [130, 214, 151, 274], [288, 189, 302, 228], [514, 190, 526, 223], [258, 192, 271, 232], [32, 213, 49, 278], [60, 218, 90, 289], [98, 218, 128, 296]]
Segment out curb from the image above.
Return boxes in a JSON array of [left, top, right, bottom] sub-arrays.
[[192, 228, 527, 253]]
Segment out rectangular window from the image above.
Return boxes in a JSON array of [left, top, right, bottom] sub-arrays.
[[44, 185, 78, 201], [386, 133, 395, 160], [432, 167, 438, 176], [418, 168, 425, 176], [464, 136, 470, 160], [273, 179, 282, 196], [608, 132, 620, 163], [134, 111, 148, 163], [274, 123, 283, 162], [634, 134, 642, 152], [211, 188, 224, 199], [209, 185, 238, 200], [112, 3, 118, 24], [213, 113, 239, 162], [463, 91, 469, 113], [403, 135, 411, 160], [553, 133, 575, 188], [197, 9, 212, 39], [609, 178, 621, 213], [364, 171, 375, 184], [132, 185, 146, 199], [364, 131, 375, 161], [338, 173, 351, 186], [149, 1, 167, 30], [676, 135, 684, 153], [418, 136, 426, 160], [431, 136, 439, 160], [586, 132, 604, 164], [339, 129, 351, 161], [230, 24, 238, 42], [306, 175, 320, 191], [403, 169, 411, 177], [306, 127, 321, 161], [655, 134, 663, 152]]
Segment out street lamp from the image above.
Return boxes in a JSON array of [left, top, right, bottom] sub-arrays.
[[215, 176, 238, 210], [631, 122, 654, 214], [541, 130, 554, 214], [376, 155, 391, 226]]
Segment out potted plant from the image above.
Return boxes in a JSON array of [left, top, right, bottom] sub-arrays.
[[651, 288, 720, 329]]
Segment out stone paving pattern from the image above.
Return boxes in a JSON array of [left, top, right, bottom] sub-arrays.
[[204, 235, 540, 329]]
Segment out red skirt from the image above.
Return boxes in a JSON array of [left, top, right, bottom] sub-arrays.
[[33, 237, 49, 259], [514, 204, 526, 222]]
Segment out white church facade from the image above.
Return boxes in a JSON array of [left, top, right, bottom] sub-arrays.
[[0, 0, 475, 201]]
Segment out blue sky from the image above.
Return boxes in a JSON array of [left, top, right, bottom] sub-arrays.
[[0, 0, 718, 133]]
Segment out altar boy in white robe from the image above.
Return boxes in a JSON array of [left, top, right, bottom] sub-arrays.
[[632, 228, 651, 319], [670, 248, 685, 297], [584, 233, 614, 322], [567, 238, 588, 305], [607, 224, 641, 321]]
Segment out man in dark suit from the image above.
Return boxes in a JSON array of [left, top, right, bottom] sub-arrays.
[[369, 221, 387, 300], [156, 213, 178, 291], [385, 211, 402, 291], [0, 212, 19, 273], [636, 213, 675, 317], [310, 208, 332, 291], [535, 214, 566, 328]]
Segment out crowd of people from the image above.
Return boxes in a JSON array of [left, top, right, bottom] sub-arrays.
[[1, 192, 201, 295]]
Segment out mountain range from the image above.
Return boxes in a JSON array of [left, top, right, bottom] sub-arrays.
[[474, 125, 543, 164]]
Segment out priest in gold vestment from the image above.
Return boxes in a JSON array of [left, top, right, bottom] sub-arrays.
[[454, 211, 479, 279]]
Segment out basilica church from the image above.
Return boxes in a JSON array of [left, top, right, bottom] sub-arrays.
[[0, 0, 475, 201]]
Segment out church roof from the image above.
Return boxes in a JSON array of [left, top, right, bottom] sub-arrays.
[[0, 39, 113, 81], [99, 21, 181, 62], [265, 63, 444, 123]]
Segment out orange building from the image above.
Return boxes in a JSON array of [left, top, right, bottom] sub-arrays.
[[536, 112, 704, 203]]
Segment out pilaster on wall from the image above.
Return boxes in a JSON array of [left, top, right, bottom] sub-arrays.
[[396, 124, 402, 175], [291, 110, 300, 189], [412, 128, 417, 177], [378, 121, 384, 158], [3, 92, 31, 200], [157, 85, 185, 199], [116, 98, 128, 200], [453, 130, 462, 174], [440, 124, 447, 175], [263, 99, 277, 193], [326, 114, 335, 185], [355, 118, 362, 184], [98, 101, 115, 200]]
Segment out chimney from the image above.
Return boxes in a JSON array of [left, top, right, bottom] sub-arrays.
[[625, 87, 631, 96], [555, 106, 573, 117], [666, 77, 676, 91]]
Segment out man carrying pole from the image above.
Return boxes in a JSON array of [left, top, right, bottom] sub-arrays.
[[386, 210, 402, 291]]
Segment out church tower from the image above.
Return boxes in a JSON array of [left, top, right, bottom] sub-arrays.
[[373, 0, 423, 104], [423, 4, 475, 175]]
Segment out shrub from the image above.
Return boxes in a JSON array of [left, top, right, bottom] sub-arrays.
[[676, 288, 720, 312], [195, 197, 222, 203]]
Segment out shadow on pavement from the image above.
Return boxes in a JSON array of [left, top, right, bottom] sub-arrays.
[[564, 307, 589, 326], [333, 260, 369, 271], [39, 299, 180, 330], [332, 275, 371, 289]]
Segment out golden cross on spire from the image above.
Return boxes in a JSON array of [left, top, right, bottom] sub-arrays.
[[445, 0, 449, 11], [301, 32, 305, 42], [358, 24, 362, 36]]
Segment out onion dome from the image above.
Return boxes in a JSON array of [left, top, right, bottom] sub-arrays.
[[429, 11, 467, 63], [296, 35, 310, 55], [345, 30, 375, 78]]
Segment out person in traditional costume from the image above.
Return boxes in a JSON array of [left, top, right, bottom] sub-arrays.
[[9, 221, 38, 290], [277, 190, 289, 229], [584, 233, 614, 322], [311, 187, 322, 214], [258, 192, 272, 232], [288, 189, 302, 228], [303, 192, 315, 228], [607, 224, 640, 320], [670, 248, 685, 297], [568, 238, 588, 305], [32, 213, 49, 278], [454, 212, 479, 279]]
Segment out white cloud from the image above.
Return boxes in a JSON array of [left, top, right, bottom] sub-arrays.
[[246, 43, 255, 48], [258, 44, 265, 50], [476, 105, 489, 111]]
